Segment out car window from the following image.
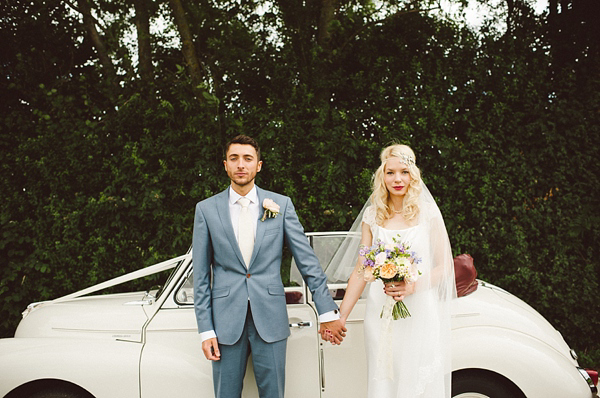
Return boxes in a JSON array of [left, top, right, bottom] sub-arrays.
[[290, 234, 347, 285], [312, 235, 346, 268], [288, 234, 358, 301], [174, 271, 194, 305]]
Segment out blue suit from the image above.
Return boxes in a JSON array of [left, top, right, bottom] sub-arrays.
[[193, 186, 337, 397]]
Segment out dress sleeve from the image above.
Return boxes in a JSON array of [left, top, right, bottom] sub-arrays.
[[362, 205, 377, 232]]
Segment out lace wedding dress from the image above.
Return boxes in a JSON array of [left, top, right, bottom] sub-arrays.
[[363, 211, 447, 397], [324, 183, 455, 398]]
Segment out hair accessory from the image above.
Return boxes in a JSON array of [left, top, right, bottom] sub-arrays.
[[385, 153, 415, 167], [398, 153, 415, 167]]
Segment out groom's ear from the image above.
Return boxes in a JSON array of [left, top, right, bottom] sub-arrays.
[[257, 160, 263, 172]]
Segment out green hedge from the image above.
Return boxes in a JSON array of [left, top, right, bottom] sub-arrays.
[[1, 1, 598, 368]]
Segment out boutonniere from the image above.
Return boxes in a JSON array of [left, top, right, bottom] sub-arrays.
[[261, 198, 280, 221]]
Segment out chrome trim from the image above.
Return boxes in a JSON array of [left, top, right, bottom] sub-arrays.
[[289, 321, 312, 328], [21, 301, 47, 319], [124, 298, 154, 306], [577, 367, 598, 396], [305, 231, 355, 237], [570, 349, 579, 360], [320, 348, 325, 390]]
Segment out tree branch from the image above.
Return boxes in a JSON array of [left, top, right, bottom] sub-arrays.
[[77, 0, 117, 86], [169, 0, 205, 89], [64, 0, 107, 33]]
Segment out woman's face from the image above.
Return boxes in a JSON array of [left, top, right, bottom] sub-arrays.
[[384, 157, 411, 197]]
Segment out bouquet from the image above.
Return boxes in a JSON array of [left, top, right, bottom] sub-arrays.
[[359, 236, 422, 319]]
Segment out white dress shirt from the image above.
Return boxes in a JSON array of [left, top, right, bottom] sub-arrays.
[[200, 185, 338, 342], [228, 185, 260, 243]]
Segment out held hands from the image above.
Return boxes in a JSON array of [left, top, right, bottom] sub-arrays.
[[202, 337, 221, 361], [318, 319, 347, 345], [384, 280, 415, 302]]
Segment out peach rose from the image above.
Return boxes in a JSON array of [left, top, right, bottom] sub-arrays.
[[363, 267, 376, 282], [380, 263, 398, 279]]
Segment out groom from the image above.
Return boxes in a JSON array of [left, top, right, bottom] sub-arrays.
[[193, 135, 346, 398]]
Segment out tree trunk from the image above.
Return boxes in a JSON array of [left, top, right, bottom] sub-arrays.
[[133, 0, 153, 83], [169, 0, 205, 91], [317, 0, 337, 53], [315, 0, 339, 106], [77, 0, 117, 86]]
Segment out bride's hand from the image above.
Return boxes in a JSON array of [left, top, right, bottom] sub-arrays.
[[384, 281, 415, 301]]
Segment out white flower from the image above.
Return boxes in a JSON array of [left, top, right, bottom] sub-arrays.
[[261, 198, 280, 221], [396, 257, 411, 268], [375, 252, 387, 266]]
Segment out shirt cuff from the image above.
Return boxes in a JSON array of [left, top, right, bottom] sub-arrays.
[[200, 330, 217, 342], [319, 310, 340, 323]]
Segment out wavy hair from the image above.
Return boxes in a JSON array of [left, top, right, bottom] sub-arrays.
[[370, 144, 422, 225]]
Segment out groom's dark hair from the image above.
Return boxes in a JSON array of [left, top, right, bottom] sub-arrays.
[[225, 135, 261, 160]]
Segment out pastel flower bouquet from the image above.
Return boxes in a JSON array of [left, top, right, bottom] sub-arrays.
[[359, 235, 422, 319]]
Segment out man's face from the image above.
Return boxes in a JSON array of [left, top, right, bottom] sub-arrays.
[[224, 143, 262, 189]]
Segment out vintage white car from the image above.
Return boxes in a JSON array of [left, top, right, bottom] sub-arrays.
[[0, 232, 597, 398]]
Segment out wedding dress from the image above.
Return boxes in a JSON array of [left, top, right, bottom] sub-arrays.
[[325, 182, 455, 398]]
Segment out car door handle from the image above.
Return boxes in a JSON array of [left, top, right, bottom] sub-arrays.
[[289, 321, 312, 328]]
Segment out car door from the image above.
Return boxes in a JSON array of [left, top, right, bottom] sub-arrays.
[[304, 233, 368, 398], [138, 260, 322, 398]]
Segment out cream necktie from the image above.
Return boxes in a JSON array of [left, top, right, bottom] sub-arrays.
[[237, 197, 254, 268]]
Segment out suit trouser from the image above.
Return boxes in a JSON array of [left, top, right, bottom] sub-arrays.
[[212, 304, 287, 398]]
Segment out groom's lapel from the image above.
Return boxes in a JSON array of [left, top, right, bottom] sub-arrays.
[[250, 187, 268, 267], [215, 188, 246, 267]]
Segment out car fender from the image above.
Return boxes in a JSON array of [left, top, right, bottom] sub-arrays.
[[452, 326, 591, 398], [0, 337, 142, 398]]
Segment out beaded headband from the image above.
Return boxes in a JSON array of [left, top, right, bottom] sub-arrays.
[[384, 153, 415, 167], [399, 154, 415, 167]]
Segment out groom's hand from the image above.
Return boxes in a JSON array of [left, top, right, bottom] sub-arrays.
[[202, 337, 221, 361], [319, 320, 347, 345]]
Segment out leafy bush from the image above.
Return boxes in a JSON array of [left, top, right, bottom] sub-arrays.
[[1, 0, 598, 369]]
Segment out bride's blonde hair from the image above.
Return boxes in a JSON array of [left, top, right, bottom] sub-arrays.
[[370, 144, 422, 225]]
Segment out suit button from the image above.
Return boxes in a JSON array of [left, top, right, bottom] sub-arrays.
[[246, 274, 251, 278]]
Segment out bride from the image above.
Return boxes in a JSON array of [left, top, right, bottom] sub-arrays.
[[323, 144, 456, 397]]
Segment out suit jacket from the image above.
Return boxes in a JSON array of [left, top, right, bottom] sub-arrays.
[[193, 186, 338, 345]]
